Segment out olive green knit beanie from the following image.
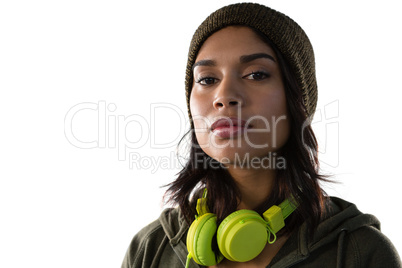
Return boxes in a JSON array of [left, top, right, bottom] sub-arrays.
[[185, 2, 317, 121]]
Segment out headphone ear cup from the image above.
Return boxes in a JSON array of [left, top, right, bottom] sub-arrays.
[[186, 213, 223, 266], [217, 210, 268, 262]]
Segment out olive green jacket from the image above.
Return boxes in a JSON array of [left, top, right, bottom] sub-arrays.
[[121, 197, 401, 267]]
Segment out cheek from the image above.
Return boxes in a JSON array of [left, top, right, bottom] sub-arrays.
[[190, 92, 209, 128], [273, 115, 290, 149], [250, 88, 290, 149], [254, 85, 287, 114], [190, 93, 210, 149], [189, 92, 198, 118]]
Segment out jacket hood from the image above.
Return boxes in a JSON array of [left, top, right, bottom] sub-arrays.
[[159, 207, 189, 246], [306, 197, 380, 253], [158, 206, 192, 267], [269, 197, 382, 268]]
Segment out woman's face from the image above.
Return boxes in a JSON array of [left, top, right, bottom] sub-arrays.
[[190, 26, 290, 167]]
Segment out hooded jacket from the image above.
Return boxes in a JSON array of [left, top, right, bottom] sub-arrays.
[[121, 197, 401, 267]]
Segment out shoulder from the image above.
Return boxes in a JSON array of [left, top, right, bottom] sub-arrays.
[[121, 207, 185, 268], [345, 225, 401, 267]]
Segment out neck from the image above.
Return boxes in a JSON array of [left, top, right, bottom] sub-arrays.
[[226, 165, 276, 210]]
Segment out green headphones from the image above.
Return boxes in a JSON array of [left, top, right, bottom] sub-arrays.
[[185, 189, 298, 267]]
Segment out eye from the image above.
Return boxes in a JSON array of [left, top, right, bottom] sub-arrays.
[[243, 71, 270, 81], [196, 76, 217, 85]]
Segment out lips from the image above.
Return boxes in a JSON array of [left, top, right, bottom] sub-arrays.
[[211, 117, 252, 138]]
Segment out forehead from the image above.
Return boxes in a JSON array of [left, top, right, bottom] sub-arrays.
[[195, 26, 276, 61]]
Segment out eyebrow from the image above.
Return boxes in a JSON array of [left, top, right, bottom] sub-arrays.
[[240, 53, 276, 63], [192, 53, 276, 71], [192, 59, 216, 71]]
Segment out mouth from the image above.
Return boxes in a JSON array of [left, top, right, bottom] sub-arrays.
[[210, 117, 252, 138]]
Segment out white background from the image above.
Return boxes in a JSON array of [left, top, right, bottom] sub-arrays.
[[1, 0, 401, 267]]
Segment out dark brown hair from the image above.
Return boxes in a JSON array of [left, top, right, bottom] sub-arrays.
[[165, 27, 329, 236]]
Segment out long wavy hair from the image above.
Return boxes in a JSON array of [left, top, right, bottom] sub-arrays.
[[165, 27, 329, 236]]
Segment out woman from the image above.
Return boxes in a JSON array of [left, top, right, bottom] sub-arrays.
[[122, 3, 401, 267]]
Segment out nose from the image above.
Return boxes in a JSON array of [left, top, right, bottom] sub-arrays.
[[212, 77, 244, 110]]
